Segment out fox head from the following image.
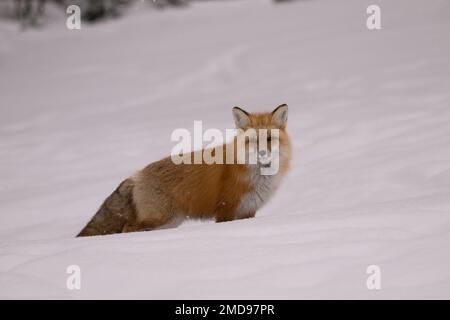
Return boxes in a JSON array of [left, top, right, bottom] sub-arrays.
[[232, 104, 291, 175]]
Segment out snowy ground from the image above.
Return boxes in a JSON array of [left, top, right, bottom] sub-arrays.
[[1, 0, 450, 299]]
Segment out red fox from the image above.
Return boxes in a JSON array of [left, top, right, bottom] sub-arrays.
[[77, 104, 291, 237]]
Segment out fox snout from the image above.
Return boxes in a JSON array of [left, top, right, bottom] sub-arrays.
[[258, 149, 272, 167]]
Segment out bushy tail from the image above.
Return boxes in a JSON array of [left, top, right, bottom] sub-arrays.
[[77, 179, 136, 237]]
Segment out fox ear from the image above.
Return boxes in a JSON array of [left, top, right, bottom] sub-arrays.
[[272, 104, 288, 128], [232, 106, 250, 129]]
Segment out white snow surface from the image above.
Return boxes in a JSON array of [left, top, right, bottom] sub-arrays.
[[1, 0, 450, 299]]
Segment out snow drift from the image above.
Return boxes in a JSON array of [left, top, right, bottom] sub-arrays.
[[0, 0, 449, 299]]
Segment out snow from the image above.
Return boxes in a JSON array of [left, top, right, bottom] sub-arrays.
[[1, 0, 450, 299]]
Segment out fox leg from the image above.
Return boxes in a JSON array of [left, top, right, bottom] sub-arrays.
[[122, 221, 160, 233], [215, 212, 236, 223], [122, 210, 184, 233], [215, 211, 255, 223], [214, 201, 238, 222], [122, 216, 170, 233], [237, 211, 256, 220], [121, 223, 140, 233]]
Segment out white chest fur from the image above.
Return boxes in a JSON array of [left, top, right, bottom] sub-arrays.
[[236, 167, 279, 218]]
